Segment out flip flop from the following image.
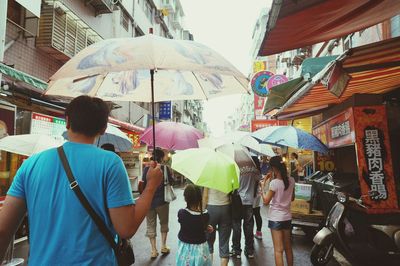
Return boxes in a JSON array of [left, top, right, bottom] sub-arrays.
[[151, 250, 159, 259], [160, 247, 170, 255]]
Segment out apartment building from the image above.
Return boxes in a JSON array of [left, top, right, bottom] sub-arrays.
[[0, 0, 202, 132]]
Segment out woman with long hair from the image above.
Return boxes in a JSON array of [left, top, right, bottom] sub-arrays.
[[261, 156, 295, 266]]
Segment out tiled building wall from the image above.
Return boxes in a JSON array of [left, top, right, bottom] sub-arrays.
[[4, 22, 63, 81]]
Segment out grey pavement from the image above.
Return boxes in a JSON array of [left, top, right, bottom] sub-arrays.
[[130, 187, 340, 266], [13, 186, 341, 266]]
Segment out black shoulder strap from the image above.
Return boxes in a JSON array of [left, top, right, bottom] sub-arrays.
[[57, 146, 118, 251]]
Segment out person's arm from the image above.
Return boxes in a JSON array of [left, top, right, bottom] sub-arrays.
[[166, 166, 174, 184], [262, 189, 275, 205], [291, 178, 296, 201], [109, 162, 162, 239], [0, 162, 27, 261], [261, 177, 276, 205], [296, 161, 303, 173], [202, 188, 209, 209], [0, 196, 26, 261]]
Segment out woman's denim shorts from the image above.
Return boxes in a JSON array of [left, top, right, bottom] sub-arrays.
[[268, 220, 292, 230]]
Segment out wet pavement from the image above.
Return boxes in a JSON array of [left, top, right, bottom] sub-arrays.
[[13, 186, 341, 265], [129, 187, 340, 266]]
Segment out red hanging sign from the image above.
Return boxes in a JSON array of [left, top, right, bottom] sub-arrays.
[[354, 105, 398, 212]]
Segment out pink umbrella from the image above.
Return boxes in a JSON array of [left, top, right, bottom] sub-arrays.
[[140, 122, 204, 150]]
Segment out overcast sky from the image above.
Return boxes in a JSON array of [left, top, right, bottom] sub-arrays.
[[180, 0, 272, 136]]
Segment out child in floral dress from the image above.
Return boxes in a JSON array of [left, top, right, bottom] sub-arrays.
[[176, 184, 213, 266]]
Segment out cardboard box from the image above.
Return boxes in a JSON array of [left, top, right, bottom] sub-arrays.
[[291, 199, 311, 214], [295, 183, 312, 201]]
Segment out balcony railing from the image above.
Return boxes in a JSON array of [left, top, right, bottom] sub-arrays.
[[36, 1, 102, 62], [172, 14, 182, 30], [84, 0, 115, 16]]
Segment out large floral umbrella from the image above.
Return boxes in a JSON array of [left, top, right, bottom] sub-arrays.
[[45, 34, 249, 149]]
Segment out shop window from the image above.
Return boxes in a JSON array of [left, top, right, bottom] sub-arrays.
[[391, 15, 400, 37], [0, 152, 26, 204], [144, 0, 153, 22], [7, 0, 22, 27]]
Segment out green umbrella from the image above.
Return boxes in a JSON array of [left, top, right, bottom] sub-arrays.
[[171, 148, 240, 194]]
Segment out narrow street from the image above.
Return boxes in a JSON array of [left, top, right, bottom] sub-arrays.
[[12, 185, 342, 266], [129, 187, 341, 266]]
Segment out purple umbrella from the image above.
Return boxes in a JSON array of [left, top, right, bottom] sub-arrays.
[[140, 122, 204, 150]]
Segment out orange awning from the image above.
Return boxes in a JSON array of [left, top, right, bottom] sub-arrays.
[[275, 36, 400, 119], [259, 0, 400, 56]]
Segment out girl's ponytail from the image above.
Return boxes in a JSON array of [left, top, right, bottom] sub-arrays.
[[269, 156, 290, 190]]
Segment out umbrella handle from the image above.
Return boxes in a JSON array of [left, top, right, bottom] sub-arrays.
[[150, 69, 156, 157]]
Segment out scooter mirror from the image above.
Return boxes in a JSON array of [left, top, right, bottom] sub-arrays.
[[327, 172, 334, 182], [337, 192, 348, 203]]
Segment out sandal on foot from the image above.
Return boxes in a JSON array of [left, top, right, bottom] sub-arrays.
[[151, 250, 159, 259], [160, 247, 170, 255]]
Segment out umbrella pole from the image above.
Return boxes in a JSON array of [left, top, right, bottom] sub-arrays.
[[150, 69, 156, 158]]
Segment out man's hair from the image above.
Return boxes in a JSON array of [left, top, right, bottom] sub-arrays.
[[65, 96, 110, 137], [101, 143, 116, 153]]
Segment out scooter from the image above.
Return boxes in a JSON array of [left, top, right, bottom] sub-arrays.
[[310, 189, 400, 266]]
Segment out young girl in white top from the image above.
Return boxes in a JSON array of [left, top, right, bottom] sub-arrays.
[[261, 156, 295, 266]]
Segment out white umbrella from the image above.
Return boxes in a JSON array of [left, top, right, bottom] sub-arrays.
[[62, 124, 133, 152], [45, 35, 250, 149], [0, 134, 65, 156], [199, 132, 275, 157], [239, 135, 276, 157]]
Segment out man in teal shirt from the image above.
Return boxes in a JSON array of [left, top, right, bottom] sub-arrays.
[[0, 96, 163, 265]]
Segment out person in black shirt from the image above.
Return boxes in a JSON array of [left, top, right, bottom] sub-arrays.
[[176, 185, 213, 266]]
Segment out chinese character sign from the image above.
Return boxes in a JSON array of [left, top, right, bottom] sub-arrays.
[[254, 95, 265, 118], [327, 108, 355, 148], [31, 113, 66, 142], [159, 101, 172, 120], [251, 120, 287, 132], [354, 106, 398, 211]]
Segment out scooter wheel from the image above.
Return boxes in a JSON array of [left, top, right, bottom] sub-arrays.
[[310, 243, 334, 266]]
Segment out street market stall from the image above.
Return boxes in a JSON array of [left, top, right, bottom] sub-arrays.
[[266, 37, 400, 216]]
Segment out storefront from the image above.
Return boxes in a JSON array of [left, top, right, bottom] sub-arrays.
[[260, 36, 400, 222], [108, 117, 146, 192], [312, 99, 400, 213]]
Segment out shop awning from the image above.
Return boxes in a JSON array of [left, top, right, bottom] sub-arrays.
[[0, 63, 48, 91], [258, 0, 400, 56], [263, 56, 337, 114], [275, 36, 400, 119]]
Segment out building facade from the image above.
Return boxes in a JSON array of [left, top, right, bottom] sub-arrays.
[[0, 0, 202, 131]]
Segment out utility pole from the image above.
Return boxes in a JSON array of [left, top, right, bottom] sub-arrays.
[[0, 0, 7, 83]]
